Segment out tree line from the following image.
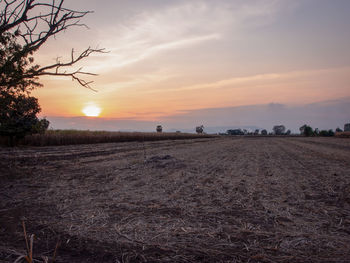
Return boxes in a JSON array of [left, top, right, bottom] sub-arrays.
[[226, 124, 347, 136]]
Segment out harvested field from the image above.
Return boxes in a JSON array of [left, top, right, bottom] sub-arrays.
[[1, 137, 350, 262]]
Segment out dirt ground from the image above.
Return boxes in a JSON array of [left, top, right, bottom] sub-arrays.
[[1, 137, 350, 262]]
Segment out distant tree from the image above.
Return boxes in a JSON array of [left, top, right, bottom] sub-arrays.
[[242, 129, 248, 135], [156, 125, 162, 133], [335, 127, 343, 133], [299, 124, 314, 136], [345, 123, 350, 132], [314, 128, 319, 136], [254, 129, 259, 135], [227, 129, 244, 135], [196, 125, 204, 134], [273, 125, 286, 135], [261, 129, 268, 135], [285, 129, 291, 135], [319, 129, 335, 137]]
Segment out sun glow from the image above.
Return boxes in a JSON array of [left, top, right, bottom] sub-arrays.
[[82, 105, 102, 117]]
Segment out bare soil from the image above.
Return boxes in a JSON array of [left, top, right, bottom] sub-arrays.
[[1, 137, 350, 262]]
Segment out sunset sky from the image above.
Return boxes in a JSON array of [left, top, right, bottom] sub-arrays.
[[32, 0, 350, 132]]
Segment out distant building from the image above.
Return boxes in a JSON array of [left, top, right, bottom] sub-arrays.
[[345, 123, 350, 132]]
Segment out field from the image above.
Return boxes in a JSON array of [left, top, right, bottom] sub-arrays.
[[1, 137, 350, 262], [0, 130, 213, 146]]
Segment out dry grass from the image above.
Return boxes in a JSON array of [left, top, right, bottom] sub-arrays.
[[1, 130, 214, 146], [10, 221, 59, 263]]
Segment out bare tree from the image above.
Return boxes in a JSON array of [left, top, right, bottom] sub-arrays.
[[0, 0, 105, 143], [0, 0, 105, 91]]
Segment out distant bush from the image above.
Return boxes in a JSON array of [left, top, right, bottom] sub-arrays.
[[227, 129, 244, 135], [261, 129, 268, 135], [319, 129, 335, 137]]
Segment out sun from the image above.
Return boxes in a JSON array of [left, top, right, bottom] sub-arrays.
[[82, 105, 101, 117]]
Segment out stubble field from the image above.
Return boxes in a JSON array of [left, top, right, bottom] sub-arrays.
[[1, 137, 350, 262]]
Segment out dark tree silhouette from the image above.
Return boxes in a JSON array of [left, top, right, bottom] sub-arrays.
[[1, 0, 105, 143], [196, 125, 204, 134], [335, 127, 343, 133], [319, 129, 335, 137], [156, 125, 162, 133], [227, 129, 244, 135], [272, 125, 285, 135], [0, 91, 49, 145], [299, 124, 314, 136]]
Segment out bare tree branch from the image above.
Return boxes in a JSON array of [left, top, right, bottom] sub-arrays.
[[34, 47, 106, 91], [0, 0, 105, 90]]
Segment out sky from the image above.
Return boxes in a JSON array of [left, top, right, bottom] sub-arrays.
[[31, 0, 350, 132]]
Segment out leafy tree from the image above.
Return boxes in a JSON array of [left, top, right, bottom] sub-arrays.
[[299, 124, 314, 136], [273, 125, 286, 135], [285, 129, 291, 135], [328, 129, 335, 136], [156, 125, 162, 133], [314, 128, 319, 136], [319, 129, 335, 137], [335, 127, 343, 133], [261, 129, 268, 135], [196, 125, 204, 134], [0, 0, 104, 143], [0, 91, 49, 145]]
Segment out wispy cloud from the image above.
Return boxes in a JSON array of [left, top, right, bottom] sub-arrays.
[[144, 67, 350, 94], [86, 0, 283, 72], [104, 34, 220, 68]]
